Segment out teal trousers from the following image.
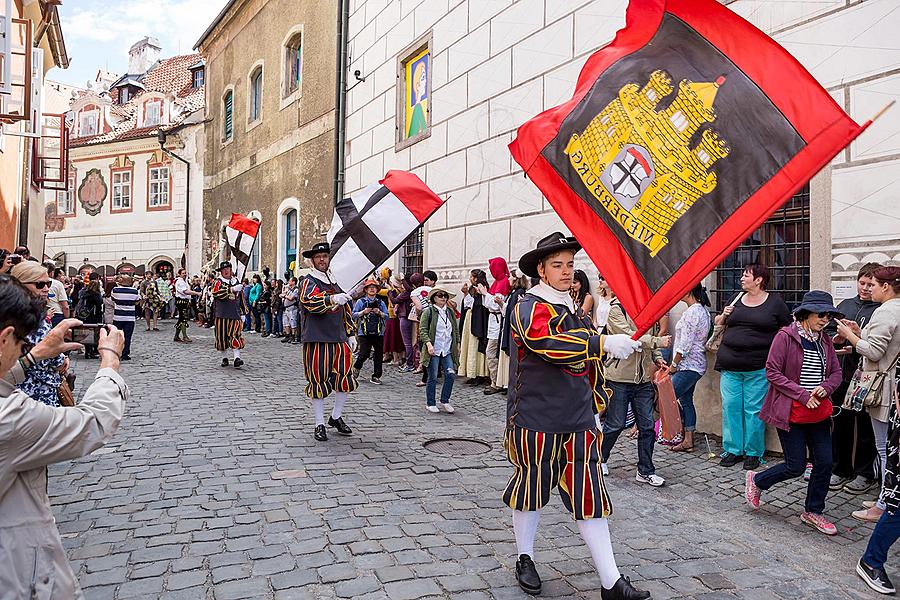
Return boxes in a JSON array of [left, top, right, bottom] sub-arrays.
[[720, 369, 768, 458]]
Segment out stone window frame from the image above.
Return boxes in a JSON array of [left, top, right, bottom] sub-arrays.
[[56, 164, 77, 217], [146, 151, 173, 212], [246, 60, 265, 131], [222, 86, 235, 146], [280, 25, 304, 110], [109, 157, 135, 214], [247, 209, 263, 273], [395, 31, 433, 152], [78, 106, 100, 138], [276, 197, 300, 278]]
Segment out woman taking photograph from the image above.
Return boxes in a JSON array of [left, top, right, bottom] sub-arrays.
[[667, 283, 712, 452], [0, 276, 127, 598], [571, 269, 594, 321], [715, 264, 792, 470], [746, 291, 843, 535], [382, 270, 406, 366], [836, 266, 900, 523]]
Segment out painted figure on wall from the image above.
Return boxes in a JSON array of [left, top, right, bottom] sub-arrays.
[[78, 168, 107, 217], [405, 49, 430, 139]]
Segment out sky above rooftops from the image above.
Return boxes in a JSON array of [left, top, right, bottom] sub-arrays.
[[50, 0, 228, 87]]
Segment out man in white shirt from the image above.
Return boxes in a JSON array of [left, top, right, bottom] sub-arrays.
[[174, 268, 200, 343], [45, 264, 69, 327], [483, 290, 505, 395]]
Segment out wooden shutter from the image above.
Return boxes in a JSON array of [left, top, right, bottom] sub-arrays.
[[0, 17, 31, 122], [224, 92, 233, 140], [32, 113, 69, 190]]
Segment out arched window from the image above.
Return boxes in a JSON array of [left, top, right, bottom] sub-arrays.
[[249, 66, 263, 123], [284, 208, 297, 274], [283, 31, 302, 98], [222, 90, 234, 142], [247, 210, 262, 273]]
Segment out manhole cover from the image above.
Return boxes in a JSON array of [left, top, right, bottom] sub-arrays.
[[423, 438, 492, 455]]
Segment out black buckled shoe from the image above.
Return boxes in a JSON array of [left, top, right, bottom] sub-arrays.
[[742, 456, 761, 470], [221, 358, 229, 367], [314, 425, 328, 442], [858, 558, 896, 595], [515, 554, 541, 595], [233, 358, 244, 369], [328, 416, 352, 436], [601, 576, 651, 600]]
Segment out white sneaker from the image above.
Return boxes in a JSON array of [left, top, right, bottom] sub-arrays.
[[635, 472, 665, 487], [426, 405, 439, 413], [441, 403, 455, 413], [601, 462, 609, 476]]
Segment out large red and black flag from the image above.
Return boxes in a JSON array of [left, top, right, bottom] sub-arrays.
[[508, 0, 871, 336], [327, 170, 445, 292], [224, 213, 261, 281]]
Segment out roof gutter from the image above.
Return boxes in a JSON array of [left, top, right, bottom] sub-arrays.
[[194, 0, 240, 50], [35, 3, 69, 69]]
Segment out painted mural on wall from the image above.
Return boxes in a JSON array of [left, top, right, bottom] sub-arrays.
[[78, 168, 107, 216], [404, 48, 430, 140], [44, 201, 65, 232]]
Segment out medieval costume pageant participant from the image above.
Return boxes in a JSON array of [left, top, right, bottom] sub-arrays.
[[298, 241, 357, 442], [211, 261, 245, 368], [174, 268, 200, 343], [506, 232, 649, 600]]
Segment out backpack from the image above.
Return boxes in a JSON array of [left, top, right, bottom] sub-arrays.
[[74, 296, 92, 321]]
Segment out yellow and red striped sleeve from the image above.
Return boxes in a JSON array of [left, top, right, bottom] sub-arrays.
[[298, 277, 332, 315], [211, 279, 230, 300], [510, 300, 603, 366]]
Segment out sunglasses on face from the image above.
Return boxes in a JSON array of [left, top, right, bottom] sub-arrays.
[[816, 312, 834, 319], [434, 294, 448, 299], [30, 280, 52, 290]]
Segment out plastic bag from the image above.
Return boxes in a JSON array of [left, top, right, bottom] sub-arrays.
[[654, 368, 683, 445]]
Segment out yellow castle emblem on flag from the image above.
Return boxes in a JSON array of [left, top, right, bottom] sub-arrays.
[[565, 70, 730, 256]]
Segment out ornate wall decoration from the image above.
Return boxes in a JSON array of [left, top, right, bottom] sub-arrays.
[[78, 168, 107, 216], [44, 201, 65, 232]]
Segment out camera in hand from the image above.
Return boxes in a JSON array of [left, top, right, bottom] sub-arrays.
[[67, 323, 109, 345]]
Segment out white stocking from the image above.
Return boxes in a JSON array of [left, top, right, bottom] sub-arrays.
[[512, 509, 541, 558], [232, 348, 241, 360], [331, 391, 348, 420], [577, 518, 620, 589], [312, 399, 325, 426]]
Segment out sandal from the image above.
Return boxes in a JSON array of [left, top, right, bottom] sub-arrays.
[[669, 442, 694, 452]]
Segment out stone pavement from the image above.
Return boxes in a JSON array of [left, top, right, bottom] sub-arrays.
[[52, 322, 893, 600]]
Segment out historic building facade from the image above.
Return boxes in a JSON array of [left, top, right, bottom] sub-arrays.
[[44, 38, 206, 279], [0, 0, 69, 254], [343, 0, 899, 443], [195, 0, 338, 280]]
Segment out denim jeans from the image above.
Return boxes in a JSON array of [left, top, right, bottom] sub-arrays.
[[601, 381, 656, 476], [754, 418, 832, 514], [426, 353, 456, 406], [113, 320, 134, 358], [671, 370, 703, 431], [720, 369, 768, 458], [399, 317, 415, 368], [873, 417, 890, 511], [863, 509, 900, 570], [274, 308, 284, 335], [263, 310, 272, 335]]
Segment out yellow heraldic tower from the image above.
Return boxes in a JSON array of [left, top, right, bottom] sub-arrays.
[[565, 70, 730, 256]]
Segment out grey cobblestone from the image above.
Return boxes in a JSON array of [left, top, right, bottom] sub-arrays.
[[49, 327, 882, 599]]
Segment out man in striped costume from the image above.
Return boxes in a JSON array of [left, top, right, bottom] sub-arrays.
[[505, 232, 648, 600], [298, 241, 357, 442], [212, 261, 245, 368]]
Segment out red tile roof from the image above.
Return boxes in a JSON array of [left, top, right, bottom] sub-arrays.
[[71, 53, 204, 147]]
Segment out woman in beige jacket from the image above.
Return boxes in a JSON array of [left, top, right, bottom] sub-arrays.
[[0, 275, 127, 599], [837, 266, 900, 523]]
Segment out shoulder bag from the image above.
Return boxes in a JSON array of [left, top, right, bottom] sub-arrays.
[[705, 293, 744, 352], [843, 349, 900, 412]]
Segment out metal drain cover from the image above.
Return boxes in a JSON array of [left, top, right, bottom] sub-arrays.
[[424, 438, 492, 455]]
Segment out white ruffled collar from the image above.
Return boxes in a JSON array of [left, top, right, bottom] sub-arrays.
[[528, 281, 575, 313], [310, 267, 334, 284]]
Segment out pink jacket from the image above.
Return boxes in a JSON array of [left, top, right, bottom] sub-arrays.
[[759, 325, 842, 431]]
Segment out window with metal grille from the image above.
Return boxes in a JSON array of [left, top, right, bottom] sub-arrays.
[[400, 226, 424, 275], [223, 91, 233, 141], [711, 184, 810, 312]]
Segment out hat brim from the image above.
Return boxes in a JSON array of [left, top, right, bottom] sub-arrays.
[[518, 241, 582, 278], [301, 248, 330, 258], [793, 303, 844, 319], [428, 287, 450, 301]]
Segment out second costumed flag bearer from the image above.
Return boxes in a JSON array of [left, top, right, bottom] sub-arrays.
[[298, 241, 358, 442], [505, 232, 649, 600]]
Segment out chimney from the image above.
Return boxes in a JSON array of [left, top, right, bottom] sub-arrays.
[[128, 37, 162, 74]]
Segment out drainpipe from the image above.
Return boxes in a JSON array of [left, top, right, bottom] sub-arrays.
[[157, 129, 191, 265], [333, 0, 350, 205]]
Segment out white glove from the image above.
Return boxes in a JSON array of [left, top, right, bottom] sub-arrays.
[[332, 292, 352, 306], [231, 283, 243, 293], [348, 336, 358, 352], [602, 334, 641, 360]]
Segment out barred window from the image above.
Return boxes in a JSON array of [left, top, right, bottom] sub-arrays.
[[711, 185, 810, 311], [401, 226, 424, 276]]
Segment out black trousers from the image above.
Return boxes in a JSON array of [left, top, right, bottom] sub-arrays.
[[832, 380, 878, 480], [354, 334, 384, 378], [114, 320, 135, 358]]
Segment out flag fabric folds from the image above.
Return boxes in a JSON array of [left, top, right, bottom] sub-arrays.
[[224, 213, 261, 281], [327, 170, 445, 292], [508, 0, 870, 336]]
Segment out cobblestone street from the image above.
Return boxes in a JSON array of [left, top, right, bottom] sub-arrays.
[[52, 323, 891, 600]]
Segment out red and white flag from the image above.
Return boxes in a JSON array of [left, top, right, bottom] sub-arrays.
[[327, 170, 445, 291], [224, 213, 261, 281]]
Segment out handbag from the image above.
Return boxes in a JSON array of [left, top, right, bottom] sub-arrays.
[[843, 350, 900, 412], [653, 368, 684, 445], [58, 379, 75, 407], [705, 293, 744, 352]]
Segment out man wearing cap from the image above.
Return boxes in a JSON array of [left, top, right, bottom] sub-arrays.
[[351, 279, 388, 384], [298, 241, 357, 442], [211, 261, 245, 368], [505, 232, 649, 600]]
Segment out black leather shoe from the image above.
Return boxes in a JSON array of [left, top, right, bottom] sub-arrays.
[[233, 358, 244, 369], [858, 558, 896, 594], [601, 576, 651, 600], [328, 416, 352, 435], [719, 452, 743, 467], [515, 554, 541, 595], [742, 456, 760, 470], [221, 358, 229, 367], [314, 425, 328, 442]]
